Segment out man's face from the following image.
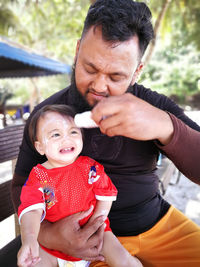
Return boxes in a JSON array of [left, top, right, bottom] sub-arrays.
[[74, 26, 142, 107]]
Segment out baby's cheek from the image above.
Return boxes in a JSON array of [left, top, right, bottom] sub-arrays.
[[77, 139, 83, 152]]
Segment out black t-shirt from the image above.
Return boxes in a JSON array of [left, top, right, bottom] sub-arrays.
[[15, 83, 200, 236]]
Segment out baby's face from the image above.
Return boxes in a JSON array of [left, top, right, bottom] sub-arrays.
[[35, 111, 83, 168]]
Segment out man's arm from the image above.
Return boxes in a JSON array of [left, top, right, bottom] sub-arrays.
[[91, 93, 200, 182], [157, 113, 200, 183], [38, 207, 105, 261]]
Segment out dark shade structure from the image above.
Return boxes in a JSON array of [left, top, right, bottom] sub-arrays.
[[0, 41, 71, 78]]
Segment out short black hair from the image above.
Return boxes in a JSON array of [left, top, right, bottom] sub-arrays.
[[82, 0, 154, 57], [28, 104, 75, 147]]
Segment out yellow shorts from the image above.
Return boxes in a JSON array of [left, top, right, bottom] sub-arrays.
[[90, 206, 200, 267]]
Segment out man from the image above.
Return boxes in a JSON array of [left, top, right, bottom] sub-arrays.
[[10, 0, 200, 266]]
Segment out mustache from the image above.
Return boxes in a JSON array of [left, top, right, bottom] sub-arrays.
[[87, 88, 108, 97]]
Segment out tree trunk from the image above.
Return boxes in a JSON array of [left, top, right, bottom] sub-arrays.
[[143, 0, 172, 66], [29, 78, 40, 112]]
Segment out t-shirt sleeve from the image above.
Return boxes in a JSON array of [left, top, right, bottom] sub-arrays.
[[156, 112, 200, 183], [18, 168, 46, 224], [89, 162, 118, 201]]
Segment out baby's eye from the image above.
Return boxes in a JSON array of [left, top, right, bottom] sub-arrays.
[[51, 133, 60, 138], [70, 130, 79, 135]]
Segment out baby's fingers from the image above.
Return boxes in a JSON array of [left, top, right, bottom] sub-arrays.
[[32, 256, 41, 265], [17, 247, 31, 267], [30, 243, 41, 265], [31, 243, 40, 258]]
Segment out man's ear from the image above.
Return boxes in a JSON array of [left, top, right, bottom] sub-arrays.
[[131, 62, 144, 85], [34, 141, 45, 155]]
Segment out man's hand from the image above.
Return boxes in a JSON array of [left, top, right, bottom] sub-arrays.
[[92, 93, 174, 145], [38, 206, 105, 262]]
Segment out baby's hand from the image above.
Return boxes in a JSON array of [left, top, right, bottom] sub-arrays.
[[17, 239, 41, 267]]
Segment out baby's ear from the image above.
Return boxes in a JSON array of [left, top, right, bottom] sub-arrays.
[[35, 141, 45, 155]]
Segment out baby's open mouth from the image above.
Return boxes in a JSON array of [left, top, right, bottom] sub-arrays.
[[59, 147, 74, 153]]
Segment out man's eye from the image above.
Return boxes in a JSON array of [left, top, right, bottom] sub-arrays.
[[110, 76, 122, 82], [85, 67, 96, 74]]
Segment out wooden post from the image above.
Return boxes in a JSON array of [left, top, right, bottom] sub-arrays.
[[12, 158, 21, 236]]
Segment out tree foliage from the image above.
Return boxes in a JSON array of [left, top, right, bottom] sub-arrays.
[[0, 0, 23, 36], [143, 0, 200, 51], [170, 0, 200, 50], [138, 0, 200, 107], [5, 0, 90, 63], [0, 0, 199, 108], [0, 0, 89, 106]]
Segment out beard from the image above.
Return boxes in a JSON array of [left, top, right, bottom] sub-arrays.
[[69, 65, 92, 113]]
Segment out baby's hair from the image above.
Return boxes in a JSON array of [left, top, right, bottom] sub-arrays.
[[28, 104, 76, 148]]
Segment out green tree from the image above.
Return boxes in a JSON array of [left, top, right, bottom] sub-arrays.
[[9, 0, 90, 63], [140, 44, 200, 108], [141, 0, 200, 63], [0, 0, 199, 109], [0, 0, 22, 36], [0, 0, 90, 107]]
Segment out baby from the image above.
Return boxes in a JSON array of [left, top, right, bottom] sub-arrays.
[[17, 104, 143, 267]]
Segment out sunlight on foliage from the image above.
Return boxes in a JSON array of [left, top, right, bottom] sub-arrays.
[[0, 0, 200, 109]]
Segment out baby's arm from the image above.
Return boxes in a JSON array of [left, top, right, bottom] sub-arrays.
[[17, 209, 43, 267], [102, 232, 143, 267], [90, 200, 112, 222], [90, 201, 143, 267]]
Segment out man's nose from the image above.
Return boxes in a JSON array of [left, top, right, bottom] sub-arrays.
[[92, 74, 108, 93]]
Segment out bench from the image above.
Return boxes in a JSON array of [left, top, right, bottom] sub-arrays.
[[0, 123, 24, 266], [156, 156, 180, 195]]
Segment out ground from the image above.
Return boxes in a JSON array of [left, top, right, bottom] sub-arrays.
[[164, 173, 200, 225]]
